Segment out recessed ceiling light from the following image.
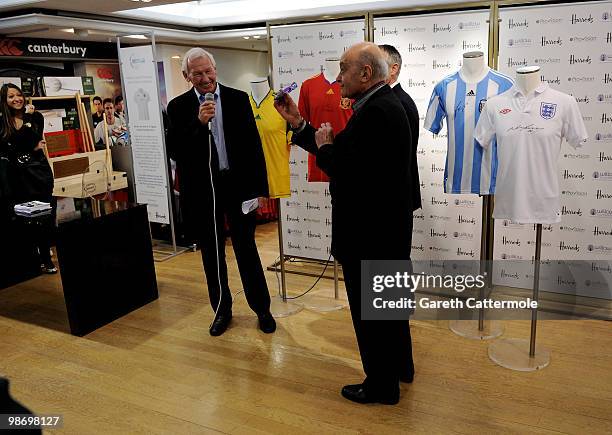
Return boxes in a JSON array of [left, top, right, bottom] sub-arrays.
[[126, 34, 147, 39], [61, 28, 75, 33], [253, 35, 261, 39], [171, 55, 180, 59], [243, 36, 250, 40]]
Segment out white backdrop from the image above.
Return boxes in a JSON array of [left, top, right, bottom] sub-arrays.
[[494, 0, 612, 299], [374, 10, 491, 260], [270, 19, 365, 261]]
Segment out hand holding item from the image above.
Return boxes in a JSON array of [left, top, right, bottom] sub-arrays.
[[198, 100, 215, 125], [34, 139, 46, 151], [273, 93, 303, 129], [315, 122, 334, 148], [25, 104, 35, 114]]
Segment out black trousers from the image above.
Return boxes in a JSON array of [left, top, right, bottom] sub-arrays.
[[197, 171, 270, 316], [341, 259, 414, 395]]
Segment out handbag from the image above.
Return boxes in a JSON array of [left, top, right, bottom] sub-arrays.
[[13, 149, 54, 201]]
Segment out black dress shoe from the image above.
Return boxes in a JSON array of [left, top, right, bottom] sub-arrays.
[[257, 312, 276, 333], [341, 383, 399, 405], [209, 313, 232, 336]]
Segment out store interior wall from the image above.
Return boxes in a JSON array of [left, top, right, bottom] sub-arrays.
[[156, 44, 269, 101]]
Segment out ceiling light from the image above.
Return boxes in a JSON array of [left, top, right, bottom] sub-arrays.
[[242, 36, 250, 39], [125, 34, 147, 39], [171, 55, 180, 59], [253, 35, 261, 39], [61, 28, 74, 33]]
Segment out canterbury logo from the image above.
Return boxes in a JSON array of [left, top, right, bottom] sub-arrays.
[[499, 108, 512, 114], [0, 39, 24, 56]]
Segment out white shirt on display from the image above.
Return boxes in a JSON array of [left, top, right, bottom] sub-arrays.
[[474, 82, 588, 224]]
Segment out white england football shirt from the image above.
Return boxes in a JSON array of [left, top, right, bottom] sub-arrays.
[[424, 68, 513, 195], [474, 82, 588, 224]]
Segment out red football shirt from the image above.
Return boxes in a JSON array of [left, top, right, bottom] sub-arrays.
[[297, 73, 353, 182]]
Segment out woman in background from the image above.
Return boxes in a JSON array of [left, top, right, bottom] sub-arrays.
[[0, 83, 56, 273]]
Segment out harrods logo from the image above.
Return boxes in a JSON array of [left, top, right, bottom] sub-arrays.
[[299, 50, 314, 58], [604, 73, 612, 84], [430, 229, 448, 238], [380, 27, 399, 36], [563, 170, 584, 180], [324, 188, 331, 197], [592, 263, 612, 273], [287, 241, 301, 250], [541, 36, 563, 47], [462, 41, 482, 51], [574, 95, 590, 104], [600, 152, 612, 162], [414, 213, 425, 220], [276, 36, 291, 44], [431, 163, 444, 173], [593, 226, 612, 236], [602, 113, 612, 124], [325, 218, 332, 227], [412, 244, 425, 252], [502, 236, 521, 246], [457, 248, 475, 258], [433, 23, 452, 33], [407, 78, 427, 87], [561, 206, 582, 216], [430, 196, 449, 206], [559, 241, 580, 252], [286, 214, 300, 222], [571, 13, 594, 25], [558, 277, 576, 287], [432, 60, 451, 70], [508, 57, 528, 68], [608, 33, 612, 44], [306, 202, 320, 211], [500, 269, 520, 280], [541, 75, 561, 85], [508, 18, 528, 29], [278, 67, 293, 76], [307, 230, 322, 239], [458, 215, 476, 225], [596, 189, 612, 200], [407, 43, 426, 53], [569, 54, 592, 65], [318, 32, 334, 40]]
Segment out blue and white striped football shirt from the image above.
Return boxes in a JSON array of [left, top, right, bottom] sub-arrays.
[[424, 68, 513, 195]]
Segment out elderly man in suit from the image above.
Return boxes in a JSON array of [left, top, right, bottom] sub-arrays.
[[166, 48, 275, 336], [274, 42, 415, 405]]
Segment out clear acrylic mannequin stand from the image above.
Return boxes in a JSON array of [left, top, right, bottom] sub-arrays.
[[450, 196, 504, 339], [488, 224, 551, 371], [270, 200, 302, 318], [298, 260, 347, 312]]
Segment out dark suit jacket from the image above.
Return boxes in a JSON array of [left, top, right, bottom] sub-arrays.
[[393, 83, 421, 211], [166, 85, 268, 231], [293, 84, 413, 263]]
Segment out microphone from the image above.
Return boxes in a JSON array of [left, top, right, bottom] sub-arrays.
[[204, 92, 214, 130]]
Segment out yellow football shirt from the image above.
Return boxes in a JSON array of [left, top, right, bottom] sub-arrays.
[[250, 91, 291, 198]]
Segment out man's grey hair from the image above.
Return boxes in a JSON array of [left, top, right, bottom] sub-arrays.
[[378, 44, 402, 74], [356, 47, 389, 82], [182, 47, 216, 74]]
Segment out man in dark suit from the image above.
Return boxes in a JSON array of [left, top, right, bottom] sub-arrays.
[[275, 42, 414, 405], [166, 48, 275, 336], [379, 44, 422, 211]]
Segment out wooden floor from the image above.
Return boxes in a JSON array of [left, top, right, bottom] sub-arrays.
[[0, 222, 611, 434]]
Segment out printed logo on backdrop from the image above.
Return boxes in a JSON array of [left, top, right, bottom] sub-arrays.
[[128, 54, 146, 70], [593, 225, 612, 236], [276, 36, 292, 44], [600, 54, 612, 63], [278, 67, 293, 76], [407, 43, 427, 53], [563, 169, 584, 180], [603, 12, 612, 22], [598, 152, 612, 162], [508, 18, 529, 29], [380, 27, 399, 37], [535, 17, 563, 25], [569, 35, 597, 43], [542, 74, 561, 85], [458, 215, 476, 225], [590, 208, 612, 219], [319, 49, 337, 56], [294, 34, 313, 41], [462, 41, 483, 51], [561, 206, 583, 217], [596, 189, 612, 200], [405, 62, 426, 69], [574, 95, 590, 104], [568, 76, 594, 83], [559, 225, 586, 233], [430, 196, 449, 207], [433, 23, 452, 33], [535, 57, 561, 65], [432, 43, 455, 50], [458, 21, 481, 31], [453, 231, 474, 241], [339, 29, 358, 38], [570, 13, 594, 25], [508, 57, 528, 68], [507, 38, 532, 47], [278, 51, 294, 59], [430, 214, 451, 222], [569, 54, 592, 65], [299, 49, 314, 58], [404, 26, 426, 33], [454, 199, 477, 208], [593, 171, 612, 181], [594, 133, 612, 142], [561, 188, 588, 197], [432, 60, 452, 70], [319, 32, 334, 40], [541, 36, 563, 47]]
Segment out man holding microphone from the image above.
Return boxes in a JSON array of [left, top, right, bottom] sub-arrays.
[[274, 42, 415, 405], [166, 48, 275, 336]]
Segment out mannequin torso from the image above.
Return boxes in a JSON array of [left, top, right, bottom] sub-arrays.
[[460, 51, 487, 83], [250, 78, 270, 106], [323, 58, 340, 83], [515, 66, 541, 97]]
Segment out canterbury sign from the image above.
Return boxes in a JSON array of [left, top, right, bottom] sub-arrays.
[[0, 37, 116, 59]]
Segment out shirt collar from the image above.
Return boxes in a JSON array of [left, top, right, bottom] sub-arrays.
[[194, 84, 220, 101], [352, 81, 386, 112], [512, 81, 549, 97]]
